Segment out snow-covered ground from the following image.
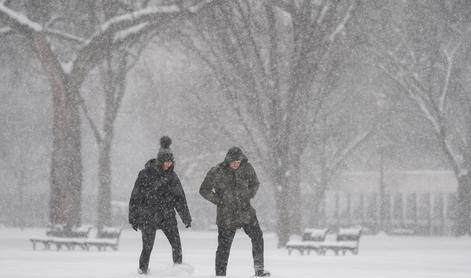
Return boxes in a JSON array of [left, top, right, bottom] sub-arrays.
[[0, 228, 470, 278]]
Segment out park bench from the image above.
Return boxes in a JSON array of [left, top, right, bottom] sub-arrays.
[[320, 227, 362, 255], [30, 225, 92, 251], [286, 228, 329, 255], [84, 227, 122, 251], [30, 225, 121, 251]]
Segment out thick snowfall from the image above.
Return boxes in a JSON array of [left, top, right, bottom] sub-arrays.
[[0, 228, 470, 278], [3, 1, 471, 278]]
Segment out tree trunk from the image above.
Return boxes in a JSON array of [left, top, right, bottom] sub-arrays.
[[455, 172, 471, 235], [49, 84, 82, 227], [274, 183, 290, 247], [96, 51, 126, 230], [32, 33, 83, 228], [311, 175, 329, 227], [272, 157, 302, 247], [97, 137, 113, 229], [288, 155, 302, 234]]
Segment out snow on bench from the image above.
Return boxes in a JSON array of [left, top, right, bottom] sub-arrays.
[[30, 225, 92, 251], [84, 227, 122, 251], [319, 227, 362, 255], [286, 228, 329, 255], [30, 226, 121, 251]]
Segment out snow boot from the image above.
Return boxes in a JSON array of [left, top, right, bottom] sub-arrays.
[[137, 268, 149, 275], [255, 270, 271, 277]]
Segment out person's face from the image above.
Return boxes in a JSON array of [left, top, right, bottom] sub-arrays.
[[229, 160, 241, 170], [162, 161, 173, 171]]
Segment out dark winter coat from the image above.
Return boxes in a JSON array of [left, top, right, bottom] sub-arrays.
[[129, 159, 192, 229], [199, 148, 260, 228]]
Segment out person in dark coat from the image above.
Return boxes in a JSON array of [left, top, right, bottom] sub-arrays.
[[129, 136, 192, 275], [199, 146, 270, 277]]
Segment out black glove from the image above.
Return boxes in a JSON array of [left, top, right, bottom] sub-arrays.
[[185, 222, 191, 229], [131, 223, 138, 231]]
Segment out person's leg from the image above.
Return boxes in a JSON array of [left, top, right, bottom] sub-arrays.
[[242, 220, 264, 274], [139, 226, 157, 272], [161, 221, 183, 264], [215, 226, 236, 276]]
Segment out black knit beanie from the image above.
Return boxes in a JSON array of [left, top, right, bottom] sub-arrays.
[[157, 136, 174, 163]]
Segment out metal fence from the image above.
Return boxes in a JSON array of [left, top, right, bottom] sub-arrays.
[[303, 191, 457, 235]]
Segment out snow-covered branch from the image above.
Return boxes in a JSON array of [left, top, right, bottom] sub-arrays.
[[272, 0, 296, 15], [445, 140, 468, 178], [0, 26, 12, 36], [0, 2, 42, 33], [71, 0, 216, 83], [438, 23, 471, 112], [327, 128, 373, 172], [79, 97, 103, 143], [378, 62, 442, 134], [391, 24, 416, 64], [328, 0, 356, 42], [439, 49, 455, 113], [317, 2, 331, 24], [99, 5, 179, 34], [44, 28, 86, 44], [97, 0, 214, 40]]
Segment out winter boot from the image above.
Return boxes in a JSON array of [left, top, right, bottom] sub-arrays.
[[255, 270, 271, 277], [137, 268, 149, 275]]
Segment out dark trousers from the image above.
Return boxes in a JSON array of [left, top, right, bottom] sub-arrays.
[[215, 222, 264, 276], [139, 222, 182, 271]]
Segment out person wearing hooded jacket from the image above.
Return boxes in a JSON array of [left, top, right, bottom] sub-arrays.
[[199, 146, 270, 277], [129, 136, 192, 275]]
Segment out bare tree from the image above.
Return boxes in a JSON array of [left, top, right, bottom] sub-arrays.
[[175, 0, 360, 245], [307, 89, 377, 226], [0, 0, 216, 228], [370, 1, 471, 235]]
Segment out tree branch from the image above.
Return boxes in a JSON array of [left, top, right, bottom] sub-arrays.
[[44, 28, 86, 44], [71, 0, 216, 89], [272, 0, 296, 15], [328, 0, 357, 42], [439, 48, 456, 113], [0, 2, 42, 33], [79, 97, 103, 143], [327, 128, 374, 172], [0, 26, 13, 36]]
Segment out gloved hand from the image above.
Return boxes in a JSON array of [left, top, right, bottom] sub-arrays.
[[185, 222, 191, 229], [131, 223, 138, 231]]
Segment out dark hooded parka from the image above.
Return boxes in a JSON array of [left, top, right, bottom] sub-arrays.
[[128, 153, 191, 229], [199, 147, 260, 228]]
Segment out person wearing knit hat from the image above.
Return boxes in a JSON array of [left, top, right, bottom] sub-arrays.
[[199, 146, 270, 277], [129, 136, 192, 275], [157, 136, 174, 163]]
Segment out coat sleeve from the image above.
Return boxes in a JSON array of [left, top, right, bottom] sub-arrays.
[[246, 163, 260, 199], [199, 167, 221, 205], [172, 173, 192, 225], [128, 170, 145, 225]]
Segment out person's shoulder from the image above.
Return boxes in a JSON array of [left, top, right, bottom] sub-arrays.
[[137, 168, 149, 180], [242, 161, 255, 170], [139, 163, 155, 177], [207, 165, 222, 175], [170, 170, 180, 180]]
